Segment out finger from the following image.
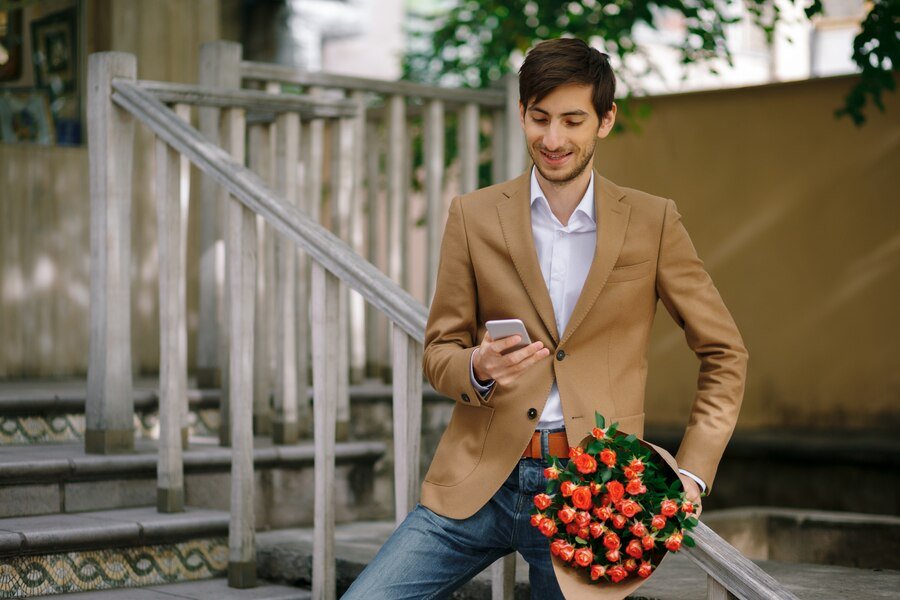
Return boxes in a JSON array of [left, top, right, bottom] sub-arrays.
[[482, 332, 494, 345], [504, 341, 545, 365], [490, 335, 522, 354], [511, 346, 550, 371]]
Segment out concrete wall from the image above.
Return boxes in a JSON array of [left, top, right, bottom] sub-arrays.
[[596, 74, 899, 432]]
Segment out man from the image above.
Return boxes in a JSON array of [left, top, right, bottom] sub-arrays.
[[343, 38, 747, 599]]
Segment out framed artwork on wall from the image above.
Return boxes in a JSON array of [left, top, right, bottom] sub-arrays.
[[0, 9, 24, 82], [30, 7, 77, 94], [0, 88, 55, 144]]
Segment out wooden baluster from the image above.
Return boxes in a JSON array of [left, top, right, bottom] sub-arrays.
[[392, 325, 423, 524], [222, 106, 257, 589], [504, 74, 525, 179], [707, 576, 737, 600], [491, 109, 505, 185], [312, 263, 340, 600], [86, 52, 136, 455], [349, 91, 368, 385], [155, 103, 191, 512], [458, 102, 480, 195], [491, 554, 516, 600], [386, 94, 407, 290], [424, 99, 444, 304], [364, 119, 385, 379], [273, 110, 301, 443]]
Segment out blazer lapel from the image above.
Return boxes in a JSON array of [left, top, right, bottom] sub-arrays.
[[497, 173, 560, 344], [560, 174, 630, 346]]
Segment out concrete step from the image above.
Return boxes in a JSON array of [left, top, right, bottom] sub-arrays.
[[0, 438, 389, 525], [255, 518, 900, 600], [30, 579, 310, 599]]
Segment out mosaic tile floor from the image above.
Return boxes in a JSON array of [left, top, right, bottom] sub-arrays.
[[0, 537, 227, 598]]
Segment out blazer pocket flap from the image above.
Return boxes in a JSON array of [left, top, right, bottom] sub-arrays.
[[607, 260, 652, 283]]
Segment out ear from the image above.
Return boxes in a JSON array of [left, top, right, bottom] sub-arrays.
[[596, 102, 617, 140], [519, 101, 527, 130]]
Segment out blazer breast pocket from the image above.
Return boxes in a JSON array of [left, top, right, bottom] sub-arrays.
[[607, 260, 652, 283]]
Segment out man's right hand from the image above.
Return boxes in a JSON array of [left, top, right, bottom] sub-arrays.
[[472, 332, 551, 387]]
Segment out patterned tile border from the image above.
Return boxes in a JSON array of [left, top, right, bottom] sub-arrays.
[[0, 537, 227, 598]]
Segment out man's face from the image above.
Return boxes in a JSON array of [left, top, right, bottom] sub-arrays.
[[520, 83, 616, 185]]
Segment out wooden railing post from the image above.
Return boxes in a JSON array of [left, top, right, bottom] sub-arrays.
[[198, 41, 242, 445], [364, 119, 386, 379], [312, 263, 340, 600], [504, 74, 525, 179], [349, 91, 368, 385], [491, 109, 505, 185], [155, 102, 191, 512], [424, 99, 444, 304], [86, 52, 137, 455], [223, 105, 257, 589], [391, 325, 423, 524], [386, 94, 407, 292], [272, 110, 301, 444], [458, 102, 479, 194]]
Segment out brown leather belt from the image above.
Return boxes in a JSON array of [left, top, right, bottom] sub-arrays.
[[522, 431, 571, 459]]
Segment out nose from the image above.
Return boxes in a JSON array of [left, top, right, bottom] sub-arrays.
[[542, 122, 565, 151]]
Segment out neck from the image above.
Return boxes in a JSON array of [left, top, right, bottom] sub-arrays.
[[535, 167, 593, 226]]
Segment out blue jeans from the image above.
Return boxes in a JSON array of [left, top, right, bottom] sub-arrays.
[[342, 449, 567, 599]]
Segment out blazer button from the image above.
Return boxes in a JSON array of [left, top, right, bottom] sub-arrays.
[[461, 393, 470, 403], [527, 408, 538, 420], [556, 349, 566, 361]]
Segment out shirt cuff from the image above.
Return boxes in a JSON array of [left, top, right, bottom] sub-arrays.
[[678, 468, 707, 494], [469, 348, 494, 396]]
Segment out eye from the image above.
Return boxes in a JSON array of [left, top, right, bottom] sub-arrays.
[[531, 117, 548, 124], [566, 121, 584, 127]]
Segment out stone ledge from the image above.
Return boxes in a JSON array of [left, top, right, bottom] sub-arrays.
[[29, 579, 311, 599]]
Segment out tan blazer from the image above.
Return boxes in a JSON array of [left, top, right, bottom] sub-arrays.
[[420, 171, 748, 520]]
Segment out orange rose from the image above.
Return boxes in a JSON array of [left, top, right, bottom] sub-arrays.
[[560, 481, 577, 497], [619, 499, 642, 518], [628, 457, 645, 473], [577, 526, 590, 539], [591, 426, 605, 440], [602, 531, 620, 550], [550, 539, 565, 556], [606, 481, 625, 503], [625, 539, 644, 559], [530, 513, 543, 527], [566, 523, 579, 535], [559, 542, 575, 562], [572, 486, 593, 511], [599, 493, 612, 507], [630, 521, 648, 537], [626, 479, 647, 495], [539, 518, 558, 538], [605, 548, 620, 563], [681, 500, 695, 515], [574, 510, 591, 528], [568, 446, 584, 460], [590, 564, 606, 580], [660, 499, 678, 517], [637, 560, 653, 578], [651, 514, 666, 530], [642, 534, 656, 550], [611, 514, 627, 529], [589, 481, 602, 496], [543, 465, 560, 480], [607, 564, 627, 583], [574, 452, 598, 474], [665, 532, 683, 552], [589, 522, 604, 539], [574, 547, 593, 568], [600, 448, 617, 468], [558, 505, 576, 524], [534, 493, 552, 511], [624, 558, 638, 573]]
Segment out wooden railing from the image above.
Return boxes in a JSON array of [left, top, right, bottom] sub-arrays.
[[86, 48, 799, 600]]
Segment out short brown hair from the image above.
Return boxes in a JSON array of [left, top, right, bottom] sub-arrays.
[[518, 38, 616, 120]]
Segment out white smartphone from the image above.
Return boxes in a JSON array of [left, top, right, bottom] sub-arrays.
[[485, 319, 532, 353]]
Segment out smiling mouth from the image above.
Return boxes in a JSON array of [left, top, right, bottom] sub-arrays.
[[540, 149, 573, 164]]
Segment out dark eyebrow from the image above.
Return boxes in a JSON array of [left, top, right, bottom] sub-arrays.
[[528, 107, 589, 117]]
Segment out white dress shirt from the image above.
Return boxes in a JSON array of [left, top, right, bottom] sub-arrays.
[[470, 167, 706, 492]]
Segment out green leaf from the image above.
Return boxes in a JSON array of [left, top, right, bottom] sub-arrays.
[[575, 536, 587, 545], [601, 468, 612, 483], [682, 535, 696, 548], [595, 412, 606, 429]]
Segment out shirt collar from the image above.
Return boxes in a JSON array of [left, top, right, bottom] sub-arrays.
[[529, 166, 596, 225]]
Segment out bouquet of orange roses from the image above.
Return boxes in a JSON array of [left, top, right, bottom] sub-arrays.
[[530, 413, 698, 587]]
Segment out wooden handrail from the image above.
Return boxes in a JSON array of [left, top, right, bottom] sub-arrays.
[[109, 78, 428, 342]]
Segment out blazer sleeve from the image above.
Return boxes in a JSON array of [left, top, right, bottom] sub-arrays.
[[423, 196, 496, 406], [656, 198, 748, 493]]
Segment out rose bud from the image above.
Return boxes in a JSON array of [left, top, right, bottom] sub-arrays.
[[596, 506, 613, 521], [534, 493, 552, 511], [626, 539, 644, 559], [591, 427, 606, 440], [589, 481, 603, 496], [628, 458, 645, 473], [605, 548, 621, 563], [578, 526, 590, 539], [619, 499, 642, 518], [611, 513, 628, 529], [642, 534, 656, 550], [539, 518, 558, 538], [590, 564, 606, 580], [608, 565, 627, 583], [574, 510, 591, 528], [624, 558, 638, 572], [560, 481, 577, 498], [568, 446, 584, 460], [574, 452, 598, 474], [665, 532, 683, 552], [550, 539, 565, 556], [630, 521, 648, 538], [530, 513, 544, 528], [606, 481, 625, 503], [651, 514, 667, 530], [600, 448, 617, 468], [566, 523, 579, 535], [626, 479, 647, 495], [572, 487, 593, 511], [559, 543, 576, 562], [558, 505, 576, 524], [637, 560, 653, 578], [681, 500, 695, 515], [589, 521, 604, 538], [543, 465, 560, 480], [574, 547, 593, 568], [623, 467, 637, 480], [599, 493, 612, 507], [660, 499, 679, 517], [602, 531, 621, 550]]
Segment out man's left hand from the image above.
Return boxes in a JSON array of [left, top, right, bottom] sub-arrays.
[[677, 473, 703, 518]]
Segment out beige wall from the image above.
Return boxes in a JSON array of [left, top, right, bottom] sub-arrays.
[[596, 74, 899, 432]]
